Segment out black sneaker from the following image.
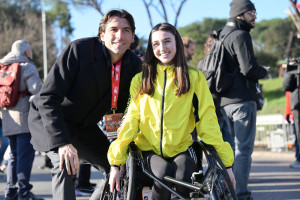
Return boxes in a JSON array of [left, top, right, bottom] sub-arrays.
[[4, 193, 18, 200], [75, 185, 96, 197], [18, 192, 44, 200]]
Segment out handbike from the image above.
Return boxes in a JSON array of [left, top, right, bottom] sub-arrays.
[[101, 141, 237, 200]]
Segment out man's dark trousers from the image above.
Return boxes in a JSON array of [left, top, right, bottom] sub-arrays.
[[47, 130, 110, 200]]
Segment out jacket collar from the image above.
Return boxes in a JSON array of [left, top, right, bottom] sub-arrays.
[[226, 18, 251, 32]]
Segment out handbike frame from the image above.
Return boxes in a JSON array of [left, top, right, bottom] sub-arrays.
[[127, 141, 237, 200]]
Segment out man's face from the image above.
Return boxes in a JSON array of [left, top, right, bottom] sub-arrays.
[[242, 10, 257, 28], [100, 16, 134, 60], [184, 43, 195, 62]]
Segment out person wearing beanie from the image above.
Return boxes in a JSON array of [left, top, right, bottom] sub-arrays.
[[218, 0, 269, 200], [0, 40, 43, 200]]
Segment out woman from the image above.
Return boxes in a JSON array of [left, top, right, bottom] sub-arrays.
[[108, 23, 235, 199]]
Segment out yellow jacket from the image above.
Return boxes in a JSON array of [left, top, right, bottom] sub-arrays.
[[108, 64, 234, 167]]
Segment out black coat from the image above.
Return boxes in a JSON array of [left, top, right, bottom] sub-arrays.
[[220, 19, 267, 107], [28, 37, 142, 152], [283, 70, 300, 110]]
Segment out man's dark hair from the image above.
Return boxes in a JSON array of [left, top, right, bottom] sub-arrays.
[[97, 9, 135, 37]]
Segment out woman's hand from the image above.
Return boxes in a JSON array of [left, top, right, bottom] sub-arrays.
[[226, 168, 236, 189], [109, 166, 121, 193]]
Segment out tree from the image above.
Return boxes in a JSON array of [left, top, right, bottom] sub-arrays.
[[178, 18, 226, 67], [141, 0, 187, 28], [70, 0, 105, 16], [45, 0, 74, 51], [70, 0, 188, 28], [0, 0, 57, 79]]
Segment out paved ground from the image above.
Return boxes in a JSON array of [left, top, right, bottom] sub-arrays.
[[0, 150, 300, 200]]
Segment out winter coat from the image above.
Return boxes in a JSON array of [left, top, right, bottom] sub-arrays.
[[108, 64, 234, 168], [0, 53, 42, 136], [220, 19, 267, 107], [29, 37, 142, 152]]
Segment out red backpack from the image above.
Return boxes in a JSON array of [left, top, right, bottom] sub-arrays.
[[0, 63, 22, 107]]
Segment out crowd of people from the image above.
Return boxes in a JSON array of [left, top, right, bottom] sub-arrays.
[[0, 0, 298, 200]]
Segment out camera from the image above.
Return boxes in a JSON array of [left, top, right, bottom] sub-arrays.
[[286, 57, 300, 74]]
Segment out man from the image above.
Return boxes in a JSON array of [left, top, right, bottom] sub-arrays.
[[0, 40, 43, 200], [28, 9, 142, 199], [219, 1, 268, 199], [182, 37, 195, 65]]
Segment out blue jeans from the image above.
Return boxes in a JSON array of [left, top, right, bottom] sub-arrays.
[[221, 101, 257, 199], [292, 123, 300, 161], [218, 113, 235, 151], [5, 133, 35, 197], [0, 123, 9, 165]]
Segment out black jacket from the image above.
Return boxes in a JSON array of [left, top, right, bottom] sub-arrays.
[[220, 19, 267, 107], [28, 37, 142, 152], [283, 70, 300, 110]]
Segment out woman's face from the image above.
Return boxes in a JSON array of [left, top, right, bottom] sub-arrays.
[[151, 30, 176, 65]]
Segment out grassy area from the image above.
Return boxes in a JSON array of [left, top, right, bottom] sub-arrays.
[[258, 77, 286, 115]]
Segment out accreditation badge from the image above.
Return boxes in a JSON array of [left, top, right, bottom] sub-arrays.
[[104, 113, 123, 140]]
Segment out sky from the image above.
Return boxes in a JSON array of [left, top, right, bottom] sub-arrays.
[[70, 0, 293, 41]]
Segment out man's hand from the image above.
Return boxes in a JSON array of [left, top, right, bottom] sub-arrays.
[[58, 144, 79, 175], [226, 168, 236, 189], [109, 166, 120, 193]]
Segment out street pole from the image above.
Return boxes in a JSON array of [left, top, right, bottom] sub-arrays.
[[42, 9, 48, 80]]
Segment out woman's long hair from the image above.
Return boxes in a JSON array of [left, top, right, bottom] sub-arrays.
[[140, 23, 190, 96]]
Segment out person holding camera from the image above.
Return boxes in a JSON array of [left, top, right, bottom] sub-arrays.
[[283, 63, 300, 168]]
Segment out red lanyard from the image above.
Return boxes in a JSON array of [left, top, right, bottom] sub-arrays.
[[111, 60, 121, 113]]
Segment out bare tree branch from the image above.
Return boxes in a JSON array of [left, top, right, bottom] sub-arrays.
[[158, 0, 168, 22], [174, 0, 187, 27], [289, 0, 300, 18], [287, 7, 300, 32], [142, 0, 154, 28], [72, 0, 105, 16], [151, 1, 165, 20]]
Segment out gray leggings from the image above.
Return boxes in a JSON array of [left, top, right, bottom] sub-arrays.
[[142, 146, 197, 200]]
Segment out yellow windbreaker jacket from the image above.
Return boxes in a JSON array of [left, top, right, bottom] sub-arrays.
[[108, 64, 234, 167]]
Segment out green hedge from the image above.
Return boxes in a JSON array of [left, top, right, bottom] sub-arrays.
[[259, 77, 286, 115]]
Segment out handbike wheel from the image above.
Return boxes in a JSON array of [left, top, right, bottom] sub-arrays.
[[100, 177, 116, 200], [211, 151, 237, 200], [125, 150, 136, 200]]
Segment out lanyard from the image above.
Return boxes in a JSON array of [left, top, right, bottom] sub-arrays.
[[111, 60, 121, 113]]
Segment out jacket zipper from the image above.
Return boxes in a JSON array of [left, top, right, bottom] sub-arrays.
[[160, 69, 167, 158]]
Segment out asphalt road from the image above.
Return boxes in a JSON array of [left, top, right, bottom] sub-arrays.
[[0, 150, 299, 200]]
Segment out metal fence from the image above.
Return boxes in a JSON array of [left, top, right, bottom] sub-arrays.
[[256, 114, 295, 152]]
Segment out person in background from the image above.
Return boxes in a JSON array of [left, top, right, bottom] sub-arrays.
[[0, 40, 43, 200], [130, 35, 140, 52], [284, 91, 300, 168], [283, 65, 300, 168], [0, 119, 9, 174], [219, 0, 268, 199], [182, 37, 195, 65], [28, 9, 141, 200], [130, 35, 145, 62], [108, 22, 235, 200], [197, 33, 234, 150], [75, 160, 96, 196]]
